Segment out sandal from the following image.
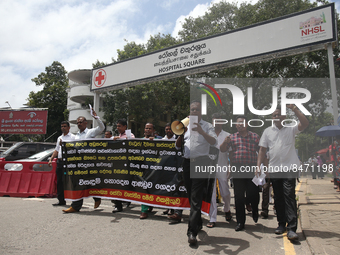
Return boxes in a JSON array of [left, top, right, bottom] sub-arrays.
[[225, 211, 232, 221], [207, 222, 216, 228]]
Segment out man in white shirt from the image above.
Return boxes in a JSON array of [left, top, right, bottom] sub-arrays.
[[48, 121, 75, 206], [257, 104, 308, 241], [73, 112, 105, 140], [162, 123, 177, 216], [63, 110, 105, 213], [174, 101, 217, 245], [163, 123, 176, 140], [207, 113, 231, 228]]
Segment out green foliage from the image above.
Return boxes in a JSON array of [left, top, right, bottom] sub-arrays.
[[63, 109, 69, 121], [116, 41, 147, 61], [27, 61, 68, 142], [92, 60, 109, 68]]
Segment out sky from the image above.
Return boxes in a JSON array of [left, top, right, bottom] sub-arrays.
[[0, 0, 339, 109]]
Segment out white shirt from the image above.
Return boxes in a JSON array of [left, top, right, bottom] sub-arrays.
[[162, 134, 176, 140], [75, 118, 105, 140], [215, 129, 230, 179], [181, 119, 217, 159], [55, 132, 75, 159], [216, 130, 230, 167], [259, 124, 300, 172]]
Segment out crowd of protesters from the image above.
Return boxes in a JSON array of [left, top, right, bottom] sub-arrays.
[[49, 102, 316, 245]]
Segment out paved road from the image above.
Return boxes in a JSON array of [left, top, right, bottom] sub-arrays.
[[298, 177, 340, 255], [0, 185, 312, 255]]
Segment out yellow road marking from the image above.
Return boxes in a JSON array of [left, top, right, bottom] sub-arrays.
[[283, 180, 302, 255], [295, 181, 302, 194], [283, 233, 296, 255]]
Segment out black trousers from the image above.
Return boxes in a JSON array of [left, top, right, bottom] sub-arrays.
[[271, 177, 297, 232], [71, 197, 101, 211], [56, 160, 65, 203], [112, 200, 122, 209], [261, 178, 271, 213], [233, 178, 259, 224], [183, 158, 209, 237]]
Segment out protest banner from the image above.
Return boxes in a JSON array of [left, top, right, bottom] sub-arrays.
[[62, 139, 214, 214]]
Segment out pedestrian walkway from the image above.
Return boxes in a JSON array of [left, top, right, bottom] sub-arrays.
[[298, 177, 340, 255]]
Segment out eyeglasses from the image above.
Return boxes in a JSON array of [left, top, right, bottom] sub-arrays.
[[77, 121, 84, 124]]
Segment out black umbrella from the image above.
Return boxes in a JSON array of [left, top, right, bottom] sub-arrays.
[[315, 125, 340, 137]]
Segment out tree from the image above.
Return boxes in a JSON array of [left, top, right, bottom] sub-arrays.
[[92, 60, 110, 69], [27, 61, 68, 142]]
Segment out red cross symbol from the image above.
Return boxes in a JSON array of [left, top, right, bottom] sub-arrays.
[[94, 69, 106, 87]]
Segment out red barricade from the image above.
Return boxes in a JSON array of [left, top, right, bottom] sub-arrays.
[[0, 161, 57, 197]]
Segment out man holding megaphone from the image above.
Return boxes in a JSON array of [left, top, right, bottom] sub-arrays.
[[173, 100, 217, 246]]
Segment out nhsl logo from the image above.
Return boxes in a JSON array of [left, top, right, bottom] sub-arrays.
[[300, 12, 326, 37], [200, 84, 312, 128]]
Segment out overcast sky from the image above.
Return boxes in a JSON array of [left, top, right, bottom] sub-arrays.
[[0, 0, 338, 109]]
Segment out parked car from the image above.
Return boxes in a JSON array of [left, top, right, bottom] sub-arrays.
[[16, 148, 55, 162], [0, 142, 55, 162], [4, 148, 55, 171]]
